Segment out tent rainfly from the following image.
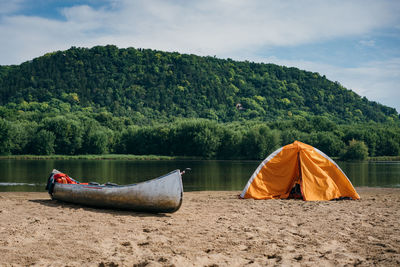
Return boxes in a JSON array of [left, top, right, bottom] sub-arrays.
[[240, 141, 360, 201]]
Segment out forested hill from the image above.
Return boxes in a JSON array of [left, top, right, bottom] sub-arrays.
[[0, 45, 398, 123]]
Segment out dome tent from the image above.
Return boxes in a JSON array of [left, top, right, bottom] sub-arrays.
[[240, 141, 360, 201]]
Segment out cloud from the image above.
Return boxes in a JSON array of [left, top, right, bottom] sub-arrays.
[[1, 0, 399, 64], [86, 0, 400, 57]]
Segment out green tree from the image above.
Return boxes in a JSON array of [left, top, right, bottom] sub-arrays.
[[0, 119, 11, 155], [120, 125, 172, 156], [280, 129, 307, 146], [171, 120, 222, 158], [9, 121, 37, 154], [30, 129, 55, 155], [341, 139, 368, 161], [117, 125, 140, 154], [240, 125, 280, 160], [304, 131, 344, 157], [84, 129, 110, 154], [378, 139, 399, 156], [216, 127, 241, 159], [41, 116, 83, 154]]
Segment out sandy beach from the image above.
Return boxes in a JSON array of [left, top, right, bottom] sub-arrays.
[[0, 188, 399, 266]]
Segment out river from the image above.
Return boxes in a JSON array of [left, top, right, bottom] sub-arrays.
[[0, 159, 399, 192]]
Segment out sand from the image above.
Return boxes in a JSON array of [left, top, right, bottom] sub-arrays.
[[0, 188, 399, 267]]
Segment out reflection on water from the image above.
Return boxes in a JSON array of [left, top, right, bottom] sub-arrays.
[[338, 161, 400, 188], [0, 159, 399, 192]]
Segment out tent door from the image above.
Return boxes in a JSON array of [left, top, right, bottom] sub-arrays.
[[288, 152, 304, 199]]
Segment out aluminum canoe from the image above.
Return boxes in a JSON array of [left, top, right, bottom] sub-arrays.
[[47, 169, 183, 213]]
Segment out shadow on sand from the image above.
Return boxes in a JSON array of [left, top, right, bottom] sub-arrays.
[[29, 198, 170, 217]]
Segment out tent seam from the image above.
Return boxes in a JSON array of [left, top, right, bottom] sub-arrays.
[[239, 147, 283, 198]]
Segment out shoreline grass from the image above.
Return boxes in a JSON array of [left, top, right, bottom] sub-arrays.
[[368, 156, 400, 161], [0, 154, 399, 161], [0, 154, 187, 161]]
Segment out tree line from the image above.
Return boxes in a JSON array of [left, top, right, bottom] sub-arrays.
[[1, 103, 399, 160]]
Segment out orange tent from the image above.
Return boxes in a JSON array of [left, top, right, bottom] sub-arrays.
[[240, 141, 360, 201]]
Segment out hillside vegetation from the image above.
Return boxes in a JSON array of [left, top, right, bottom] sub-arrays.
[[0, 45, 399, 159]]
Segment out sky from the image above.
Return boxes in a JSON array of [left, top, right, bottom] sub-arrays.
[[1, 0, 399, 112]]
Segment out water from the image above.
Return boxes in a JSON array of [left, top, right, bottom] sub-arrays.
[[0, 159, 399, 192]]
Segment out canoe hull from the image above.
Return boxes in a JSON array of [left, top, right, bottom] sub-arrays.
[[50, 170, 183, 213]]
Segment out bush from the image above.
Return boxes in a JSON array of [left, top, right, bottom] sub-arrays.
[[84, 129, 110, 154], [304, 131, 344, 157], [125, 125, 172, 155], [216, 127, 241, 159], [280, 129, 307, 146], [377, 138, 400, 156], [240, 125, 280, 160], [41, 116, 83, 155], [171, 120, 222, 158], [341, 139, 368, 161], [0, 119, 11, 155], [30, 130, 56, 155], [117, 125, 140, 154], [9, 121, 37, 154]]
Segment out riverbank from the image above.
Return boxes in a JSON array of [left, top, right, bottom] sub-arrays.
[[1, 154, 400, 161], [0, 154, 180, 160], [1, 188, 399, 266], [0, 154, 400, 161]]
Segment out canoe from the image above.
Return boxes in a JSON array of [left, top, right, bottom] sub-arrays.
[[46, 169, 184, 213]]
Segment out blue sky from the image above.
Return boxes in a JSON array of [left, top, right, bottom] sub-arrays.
[[1, 0, 399, 112]]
